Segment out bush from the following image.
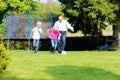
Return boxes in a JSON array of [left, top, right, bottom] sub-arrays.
[[3, 40, 39, 50], [0, 43, 11, 72]]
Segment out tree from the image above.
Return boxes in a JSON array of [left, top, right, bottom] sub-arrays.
[[109, 0, 120, 48], [0, 0, 7, 11], [0, 0, 39, 41], [0, 43, 11, 72], [58, 0, 118, 36], [0, 0, 38, 24], [31, 1, 62, 19]]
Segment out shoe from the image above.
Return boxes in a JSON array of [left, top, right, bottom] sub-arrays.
[[34, 51, 37, 54], [58, 50, 62, 53], [51, 52, 54, 54]]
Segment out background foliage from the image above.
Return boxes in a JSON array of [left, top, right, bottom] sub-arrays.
[[0, 43, 11, 72], [33, 1, 62, 19], [0, 0, 38, 23], [58, 0, 119, 36]]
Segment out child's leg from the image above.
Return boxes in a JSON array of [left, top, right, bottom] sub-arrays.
[[35, 39, 39, 53], [33, 39, 36, 51], [33, 39, 36, 47], [51, 39, 55, 53], [33, 39, 39, 53], [53, 39, 58, 53]]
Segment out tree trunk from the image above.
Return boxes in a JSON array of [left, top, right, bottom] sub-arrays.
[[112, 21, 120, 48], [116, 21, 120, 48]]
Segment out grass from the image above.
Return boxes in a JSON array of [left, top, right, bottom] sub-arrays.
[[0, 50, 120, 80]]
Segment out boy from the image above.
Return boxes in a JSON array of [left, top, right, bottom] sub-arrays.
[[48, 26, 61, 54], [30, 21, 42, 53]]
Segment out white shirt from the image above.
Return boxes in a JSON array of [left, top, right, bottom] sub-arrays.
[[54, 20, 74, 31], [32, 27, 42, 39]]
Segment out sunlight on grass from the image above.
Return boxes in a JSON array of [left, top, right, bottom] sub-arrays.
[[0, 50, 120, 80]]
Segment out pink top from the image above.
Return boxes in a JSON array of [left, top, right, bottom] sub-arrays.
[[48, 28, 60, 39]]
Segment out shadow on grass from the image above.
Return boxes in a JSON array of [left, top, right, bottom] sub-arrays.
[[0, 65, 120, 80], [45, 65, 120, 80]]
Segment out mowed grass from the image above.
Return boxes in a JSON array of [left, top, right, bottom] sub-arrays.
[[0, 50, 120, 80]]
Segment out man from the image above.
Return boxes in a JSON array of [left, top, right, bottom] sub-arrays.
[[30, 21, 43, 53], [54, 16, 74, 54]]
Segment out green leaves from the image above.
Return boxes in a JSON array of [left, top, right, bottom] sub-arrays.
[[0, 43, 11, 72], [67, 9, 79, 17], [31, 1, 62, 19], [0, 0, 36, 14], [59, 0, 118, 36], [0, 0, 7, 11]]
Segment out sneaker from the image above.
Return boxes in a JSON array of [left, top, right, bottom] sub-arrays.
[[58, 51, 62, 53], [51, 52, 54, 54], [34, 50, 37, 54], [34, 51, 37, 54]]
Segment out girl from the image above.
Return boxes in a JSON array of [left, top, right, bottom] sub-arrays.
[[48, 27, 61, 54]]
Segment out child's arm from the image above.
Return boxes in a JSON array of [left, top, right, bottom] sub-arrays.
[[30, 31, 33, 38], [47, 29, 50, 37], [58, 33, 61, 40], [47, 29, 50, 33], [39, 28, 43, 34]]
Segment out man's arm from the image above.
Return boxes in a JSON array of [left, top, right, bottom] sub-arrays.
[[53, 21, 59, 29], [66, 21, 74, 32]]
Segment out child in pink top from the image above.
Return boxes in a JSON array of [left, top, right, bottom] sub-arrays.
[[48, 27, 61, 54]]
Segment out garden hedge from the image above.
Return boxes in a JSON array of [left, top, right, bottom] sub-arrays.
[[0, 43, 11, 72]]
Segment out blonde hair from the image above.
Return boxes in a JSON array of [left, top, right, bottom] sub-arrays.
[[36, 21, 42, 28], [53, 26, 58, 31], [36, 21, 41, 25]]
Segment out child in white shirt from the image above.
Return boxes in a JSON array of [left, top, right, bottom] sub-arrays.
[[30, 21, 42, 53]]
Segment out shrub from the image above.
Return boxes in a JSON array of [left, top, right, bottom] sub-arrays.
[[0, 43, 11, 72]]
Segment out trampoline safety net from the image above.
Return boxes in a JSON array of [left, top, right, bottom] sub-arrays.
[[5, 12, 52, 39]]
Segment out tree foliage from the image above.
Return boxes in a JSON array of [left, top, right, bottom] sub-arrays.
[[58, 0, 118, 36], [0, 43, 11, 72], [31, 1, 62, 19], [0, 0, 62, 21], [109, 0, 120, 21], [0, 0, 35, 13], [0, 0, 40, 41], [0, 0, 38, 23], [0, 0, 7, 11]]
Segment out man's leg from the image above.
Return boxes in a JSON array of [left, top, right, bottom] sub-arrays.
[[58, 34, 62, 53], [61, 31, 66, 51]]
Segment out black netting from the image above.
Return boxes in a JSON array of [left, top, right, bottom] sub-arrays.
[[5, 13, 51, 39]]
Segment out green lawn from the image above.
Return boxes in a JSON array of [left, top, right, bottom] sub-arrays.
[[0, 50, 120, 80]]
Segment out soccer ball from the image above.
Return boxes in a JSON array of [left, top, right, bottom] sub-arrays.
[[61, 51, 67, 55]]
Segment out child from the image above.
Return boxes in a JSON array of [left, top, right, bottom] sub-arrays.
[[30, 21, 42, 53], [48, 26, 61, 54]]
